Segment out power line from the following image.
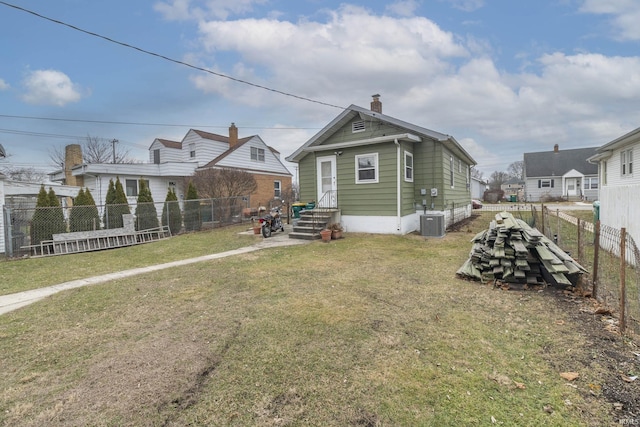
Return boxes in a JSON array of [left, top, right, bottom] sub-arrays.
[[0, 114, 323, 130], [0, 1, 346, 111]]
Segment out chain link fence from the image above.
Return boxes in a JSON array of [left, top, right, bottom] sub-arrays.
[[3, 196, 251, 258]]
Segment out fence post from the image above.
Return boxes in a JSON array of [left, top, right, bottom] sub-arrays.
[[577, 218, 582, 264], [619, 228, 627, 333], [5, 207, 13, 258], [541, 204, 545, 235], [592, 221, 600, 299]]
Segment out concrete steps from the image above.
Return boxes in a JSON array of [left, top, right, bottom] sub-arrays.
[[289, 209, 337, 240]]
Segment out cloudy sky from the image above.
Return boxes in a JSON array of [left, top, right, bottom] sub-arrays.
[[1, 0, 639, 179]]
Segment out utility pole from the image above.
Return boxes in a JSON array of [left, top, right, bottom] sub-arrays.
[[111, 139, 118, 164]]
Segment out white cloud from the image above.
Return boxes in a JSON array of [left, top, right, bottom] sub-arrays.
[[0, 78, 9, 91], [154, 0, 267, 21], [444, 0, 485, 12], [192, 4, 467, 108], [386, 0, 420, 17], [21, 70, 84, 106], [182, 3, 640, 175], [579, 0, 640, 40]]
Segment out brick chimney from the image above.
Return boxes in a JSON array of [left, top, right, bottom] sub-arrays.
[[64, 144, 83, 187], [370, 94, 382, 113], [554, 144, 559, 152], [229, 123, 238, 148]]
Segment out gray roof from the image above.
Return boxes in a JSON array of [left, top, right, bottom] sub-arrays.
[[286, 104, 476, 165], [524, 147, 598, 177]]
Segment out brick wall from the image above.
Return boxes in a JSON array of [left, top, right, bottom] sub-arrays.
[[251, 174, 292, 207]]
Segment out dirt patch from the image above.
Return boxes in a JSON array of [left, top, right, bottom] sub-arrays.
[[549, 288, 639, 421]]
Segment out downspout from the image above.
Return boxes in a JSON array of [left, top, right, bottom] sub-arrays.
[[394, 139, 401, 233]]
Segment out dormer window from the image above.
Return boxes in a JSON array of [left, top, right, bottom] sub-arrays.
[[352, 120, 365, 133]]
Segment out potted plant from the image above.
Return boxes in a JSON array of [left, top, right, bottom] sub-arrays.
[[320, 228, 332, 242], [251, 217, 261, 235], [328, 222, 343, 239]]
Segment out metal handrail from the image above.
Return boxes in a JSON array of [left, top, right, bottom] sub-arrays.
[[316, 190, 338, 210]]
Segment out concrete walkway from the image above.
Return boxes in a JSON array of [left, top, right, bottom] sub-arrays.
[[0, 228, 310, 316]]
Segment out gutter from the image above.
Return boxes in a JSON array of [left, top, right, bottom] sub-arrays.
[[394, 139, 401, 232], [302, 133, 421, 152]]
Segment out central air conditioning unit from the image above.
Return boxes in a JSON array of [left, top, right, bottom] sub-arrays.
[[420, 214, 445, 238]]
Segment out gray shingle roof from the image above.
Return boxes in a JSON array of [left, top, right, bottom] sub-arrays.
[[524, 147, 598, 177]]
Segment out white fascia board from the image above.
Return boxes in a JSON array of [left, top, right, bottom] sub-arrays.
[[303, 133, 421, 152], [71, 162, 198, 177]]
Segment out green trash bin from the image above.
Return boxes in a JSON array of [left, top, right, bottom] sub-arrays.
[[593, 200, 600, 223], [510, 195, 517, 202], [292, 203, 306, 219], [305, 202, 316, 210]]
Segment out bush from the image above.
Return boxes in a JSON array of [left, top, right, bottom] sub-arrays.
[[69, 188, 101, 232], [183, 181, 201, 232], [161, 188, 182, 235], [134, 180, 159, 231], [104, 178, 130, 229]]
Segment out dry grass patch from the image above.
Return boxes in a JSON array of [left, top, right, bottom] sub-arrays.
[[0, 219, 634, 426]]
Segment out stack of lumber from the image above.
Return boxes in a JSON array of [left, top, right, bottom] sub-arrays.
[[456, 212, 587, 286]]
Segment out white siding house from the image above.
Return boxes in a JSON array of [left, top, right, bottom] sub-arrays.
[[524, 145, 599, 202], [0, 173, 5, 254], [588, 127, 640, 245], [50, 124, 292, 213]]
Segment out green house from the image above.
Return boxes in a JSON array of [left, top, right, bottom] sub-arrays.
[[285, 96, 477, 235]]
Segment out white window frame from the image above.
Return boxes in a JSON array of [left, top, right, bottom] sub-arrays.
[[274, 180, 281, 198], [125, 179, 149, 197], [355, 153, 379, 184], [404, 151, 413, 182], [621, 148, 633, 176], [189, 143, 196, 159], [540, 179, 551, 188], [251, 146, 265, 162], [449, 156, 454, 188]]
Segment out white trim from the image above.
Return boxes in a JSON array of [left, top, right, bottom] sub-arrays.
[[355, 153, 379, 184], [303, 133, 421, 152], [404, 151, 414, 182]]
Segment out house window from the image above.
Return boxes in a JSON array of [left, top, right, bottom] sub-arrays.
[[126, 179, 138, 197], [352, 120, 365, 133], [538, 179, 554, 188], [621, 149, 633, 176], [404, 151, 413, 182], [585, 177, 598, 189], [458, 159, 462, 173], [603, 161, 608, 185], [356, 153, 378, 183], [251, 147, 265, 162], [125, 179, 149, 197], [450, 156, 454, 188], [153, 149, 160, 164], [274, 180, 281, 198], [189, 143, 196, 159]]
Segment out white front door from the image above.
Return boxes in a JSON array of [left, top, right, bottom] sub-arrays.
[[566, 178, 577, 196], [316, 155, 337, 207]]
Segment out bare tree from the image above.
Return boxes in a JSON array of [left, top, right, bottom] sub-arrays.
[[191, 168, 257, 199], [507, 160, 524, 180], [0, 166, 46, 182], [489, 170, 510, 189], [470, 167, 484, 180], [48, 135, 135, 167]]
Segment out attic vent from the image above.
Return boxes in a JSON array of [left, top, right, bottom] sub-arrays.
[[352, 120, 365, 133]]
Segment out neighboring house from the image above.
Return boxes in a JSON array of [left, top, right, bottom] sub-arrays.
[[285, 95, 477, 235], [588, 127, 640, 245], [470, 176, 488, 200], [1, 176, 80, 255], [50, 124, 292, 212], [523, 145, 599, 202], [501, 177, 524, 200]]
